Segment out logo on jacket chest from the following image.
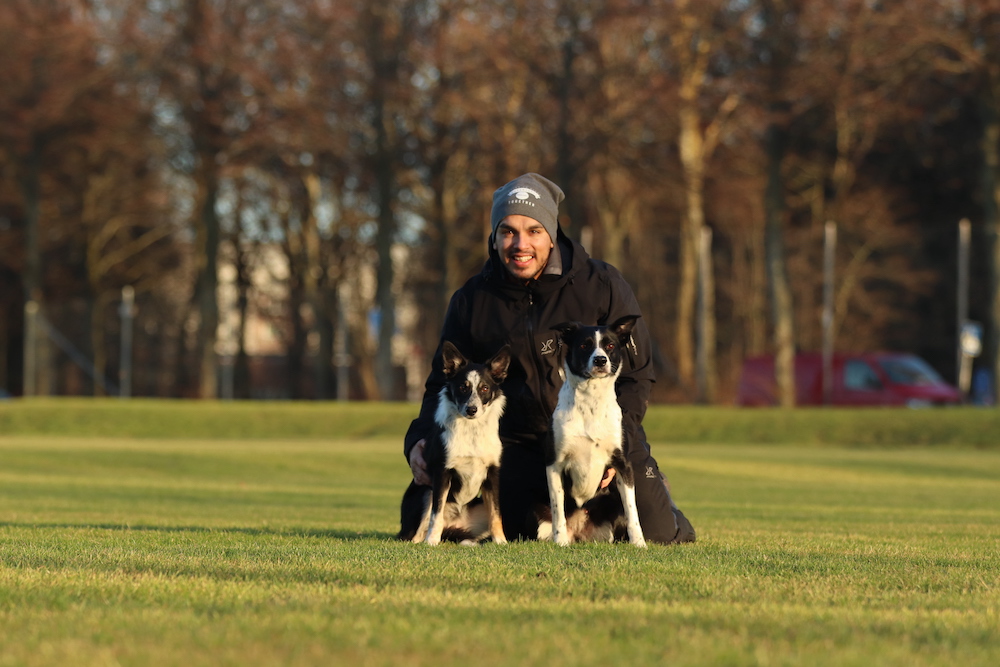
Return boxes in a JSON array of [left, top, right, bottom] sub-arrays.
[[540, 338, 556, 356]]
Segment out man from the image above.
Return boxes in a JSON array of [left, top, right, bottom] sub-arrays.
[[404, 173, 695, 544]]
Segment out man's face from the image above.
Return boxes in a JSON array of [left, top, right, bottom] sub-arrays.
[[494, 214, 553, 281]]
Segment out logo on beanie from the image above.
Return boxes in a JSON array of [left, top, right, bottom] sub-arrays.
[[508, 187, 541, 201]]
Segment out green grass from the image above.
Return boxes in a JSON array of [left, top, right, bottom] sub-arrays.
[[4, 397, 1000, 446], [0, 400, 998, 666]]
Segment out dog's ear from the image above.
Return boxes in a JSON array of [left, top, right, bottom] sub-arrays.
[[552, 321, 580, 341], [609, 315, 640, 343], [487, 345, 511, 384], [441, 341, 468, 377]]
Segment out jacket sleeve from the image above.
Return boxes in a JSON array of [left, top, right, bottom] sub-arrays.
[[604, 265, 656, 459], [403, 287, 474, 462]]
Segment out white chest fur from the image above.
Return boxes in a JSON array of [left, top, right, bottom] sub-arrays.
[[435, 390, 505, 507], [551, 374, 622, 507]]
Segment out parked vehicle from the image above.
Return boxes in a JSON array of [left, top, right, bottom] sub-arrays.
[[736, 352, 963, 407]]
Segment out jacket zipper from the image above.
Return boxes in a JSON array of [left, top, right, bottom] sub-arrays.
[[525, 287, 552, 416]]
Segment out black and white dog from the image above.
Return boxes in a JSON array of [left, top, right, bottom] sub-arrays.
[[542, 315, 646, 547], [397, 341, 511, 545]]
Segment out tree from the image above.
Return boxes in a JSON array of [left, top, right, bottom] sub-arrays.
[[406, 1, 492, 372], [647, 0, 743, 402], [355, 1, 428, 400], [81, 144, 176, 396], [0, 0, 110, 394], [753, 0, 805, 407], [917, 0, 1000, 405], [131, 0, 275, 398]]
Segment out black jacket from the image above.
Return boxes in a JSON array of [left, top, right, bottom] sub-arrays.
[[403, 228, 656, 461]]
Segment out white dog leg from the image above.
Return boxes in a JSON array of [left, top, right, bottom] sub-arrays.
[[545, 465, 571, 546], [616, 476, 647, 548]]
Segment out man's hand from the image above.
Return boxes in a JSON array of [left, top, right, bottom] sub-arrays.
[[599, 467, 616, 489], [409, 439, 431, 486]]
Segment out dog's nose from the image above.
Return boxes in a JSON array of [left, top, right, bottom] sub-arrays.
[[593, 356, 607, 368], [465, 405, 478, 417]]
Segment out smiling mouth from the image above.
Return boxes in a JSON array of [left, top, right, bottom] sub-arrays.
[[510, 253, 534, 265]]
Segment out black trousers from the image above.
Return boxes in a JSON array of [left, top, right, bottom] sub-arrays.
[[498, 431, 692, 544]]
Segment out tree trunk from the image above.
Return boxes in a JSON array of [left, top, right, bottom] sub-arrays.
[[696, 226, 717, 403], [364, 0, 398, 402], [441, 166, 464, 303], [90, 292, 109, 397], [765, 122, 796, 407], [557, 38, 580, 238], [0, 320, 7, 394], [195, 164, 220, 399], [979, 94, 1000, 409], [302, 172, 334, 399], [233, 254, 251, 400], [602, 217, 626, 270], [741, 222, 768, 357], [20, 140, 48, 396], [21, 141, 42, 305], [287, 281, 307, 399], [231, 204, 252, 400], [676, 105, 706, 394], [350, 305, 381, 401], [374, 96, 397, 401], [427, 155, 455, 315]]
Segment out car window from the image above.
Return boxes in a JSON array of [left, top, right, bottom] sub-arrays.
[[844, 360, 882, 390], [878, 356, 943, 386]]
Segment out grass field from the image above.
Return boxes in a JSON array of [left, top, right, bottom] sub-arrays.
[[1, 400, 998, 666]]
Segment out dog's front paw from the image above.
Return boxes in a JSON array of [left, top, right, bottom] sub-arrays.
[[425, 534, 442, 546], [631, 536, 647, 548], [492, 535, 507, 545], [553, 531, 572, 547]]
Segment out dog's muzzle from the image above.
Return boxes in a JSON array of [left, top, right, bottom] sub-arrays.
[[589, 356, 611, 376]]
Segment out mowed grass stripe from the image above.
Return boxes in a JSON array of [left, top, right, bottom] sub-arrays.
[[4, 398, 1000, 447], [0, 437, 408, 535]]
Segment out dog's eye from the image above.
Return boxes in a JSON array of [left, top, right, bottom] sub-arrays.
[[479, 385, 489, 395], [605, 343, 615, 351]]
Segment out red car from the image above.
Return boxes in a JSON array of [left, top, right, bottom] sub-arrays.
[[736, 352, 963, 407]]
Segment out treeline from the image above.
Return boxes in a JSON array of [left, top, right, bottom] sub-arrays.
[[0, 0, 997, 404]]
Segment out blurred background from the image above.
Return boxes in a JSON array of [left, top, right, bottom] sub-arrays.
[[1, 0, 998, 405]]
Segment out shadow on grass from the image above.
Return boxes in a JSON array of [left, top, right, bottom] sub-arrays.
[[0, 521, 396, 541]]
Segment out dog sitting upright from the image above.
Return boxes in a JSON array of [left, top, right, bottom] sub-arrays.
[[397, 341, 511, 545], [543, 315, 646, 548]]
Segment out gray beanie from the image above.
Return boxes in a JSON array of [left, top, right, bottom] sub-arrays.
[[490, 173, 564, 242]]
